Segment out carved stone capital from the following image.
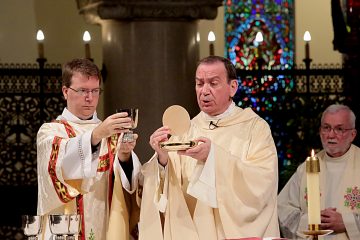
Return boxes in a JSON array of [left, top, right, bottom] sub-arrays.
[[76, 0, 223, 23]]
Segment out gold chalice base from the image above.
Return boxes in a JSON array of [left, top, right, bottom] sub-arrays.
[[159, 140, 197, 151]]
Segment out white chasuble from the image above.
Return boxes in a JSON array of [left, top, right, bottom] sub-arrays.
[[278, 145, 360, 240], [139, 107, 280, 239], [37, 110, 140, 240]]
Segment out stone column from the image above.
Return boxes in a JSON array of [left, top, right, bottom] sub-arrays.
[[76, 0, 222, 160]]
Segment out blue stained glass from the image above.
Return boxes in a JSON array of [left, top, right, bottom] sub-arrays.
[[225, 1, 295, 182]]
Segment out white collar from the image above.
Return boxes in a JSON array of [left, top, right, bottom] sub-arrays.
[[202, 102, 236, 121], [324, 145, 353, 163], [57, 108, 101, 124]]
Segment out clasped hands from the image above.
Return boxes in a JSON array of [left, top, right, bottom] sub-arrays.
[[91, 112, 137, 162], [149, 126, 211, 166], [320, 207, 346, 233]]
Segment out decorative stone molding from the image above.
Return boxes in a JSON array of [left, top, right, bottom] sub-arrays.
[[76, 0, 223, 23]]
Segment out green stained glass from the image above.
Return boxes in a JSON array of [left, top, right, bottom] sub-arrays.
[[225, 0, 294, 69], [225, 0, 295, 179]]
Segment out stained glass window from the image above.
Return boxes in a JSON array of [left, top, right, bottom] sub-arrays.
[[225, 0, 294, 69], [225, 0, 296, 188], [225, 0, 295, 114]]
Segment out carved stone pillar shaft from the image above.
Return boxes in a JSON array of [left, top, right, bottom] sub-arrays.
[[102, 20, 199, 159], [76, 0, 222, 159]]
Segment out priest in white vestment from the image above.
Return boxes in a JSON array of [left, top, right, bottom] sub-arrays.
[[139, 56, 280, 239], [37, 59, 141, 240], [278, 104, 360, 239]]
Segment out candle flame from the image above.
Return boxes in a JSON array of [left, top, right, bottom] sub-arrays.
[[255, 32, 263, 43], [83, 31, 91, 42], [311, 149, 315, 157], [208, 31, 215, 42], [303, 31, 311, 42], [36, 30, 44, 41], [196, 32, 200, 42]]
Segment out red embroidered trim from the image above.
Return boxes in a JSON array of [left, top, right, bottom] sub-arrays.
[[48, 136, 75, 203], [50, 120, 117, 239], [108, 134, 118, 157], [97, 135, 117, 172], [97, 153, 110, 172], [51, 120, 87, 237], [53, 120, 76, 138]]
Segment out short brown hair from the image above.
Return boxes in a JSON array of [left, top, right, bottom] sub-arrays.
[[62, 58, 102, 87], [197, 56, 237, 83]]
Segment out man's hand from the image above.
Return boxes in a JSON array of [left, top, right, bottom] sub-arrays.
[[91, 112, 132, 146], [321, 207, 346, 233], [118, 133, 138, 162], [149, 126, 171, 166], [178, 137, 211, 163]]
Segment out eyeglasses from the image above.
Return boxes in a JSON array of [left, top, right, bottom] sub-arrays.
[[68, 87, 102, 96], [320, 125, 354, 135]]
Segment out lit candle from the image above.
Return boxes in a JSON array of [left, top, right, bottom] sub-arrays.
[[306, 149, 321, 230], [208, 31, 215, 56], [303, 31, 311, 59], [36, 30, 45, 59], [83, 31, 91, 59], [254, 31, 264, 58]]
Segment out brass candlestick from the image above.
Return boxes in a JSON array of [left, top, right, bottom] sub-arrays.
[[300, 228, 333, 239], [298, 224, 333, 239]]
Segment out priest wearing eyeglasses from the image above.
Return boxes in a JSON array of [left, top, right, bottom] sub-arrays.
[[36, 58, 141, 240], [278, 104, 360, 239]]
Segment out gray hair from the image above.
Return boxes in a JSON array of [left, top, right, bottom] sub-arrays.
[[321, 104, 356, 128]]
